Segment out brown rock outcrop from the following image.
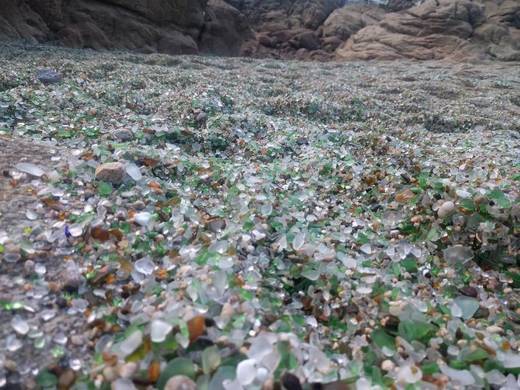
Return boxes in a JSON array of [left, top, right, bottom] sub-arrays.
[[240, 0, 384, 60], [336, 0, 520, 61], [321, 4, 386, 50], [475, 0, 520, 60], [0, 0, 518, 61], [199, 0, 254, 56]]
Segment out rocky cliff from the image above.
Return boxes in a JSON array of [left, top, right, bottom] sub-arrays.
[[337, 0, 520, 61], [0, 0, 518, 61], [240, 0, 388, 60], [0, 0, 252, 56]]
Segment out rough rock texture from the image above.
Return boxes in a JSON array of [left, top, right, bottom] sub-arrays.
[[239, 0, 352, 59], [336, 0, 520, 61], [95, 162, 125, 185], [0, 0, 519, 61], [321, 4, 386, 51], [0, 0, 252, 55], [234, 0, 346, 29], [199, 0, 254, 56], [0, 0, 49, 42], [475, 0, 520, 60], [385, 0, 418, 12]]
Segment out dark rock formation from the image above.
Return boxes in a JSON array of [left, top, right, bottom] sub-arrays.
[[0, 0, 50, 43], [199, 0, 254, 56], [321, 4, 386, 50], [0, 0, 251, 56], [239, 0, 351, 59]]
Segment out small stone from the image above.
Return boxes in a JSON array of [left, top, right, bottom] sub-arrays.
[[125, 163, 142, 181], [460, 286, 478, 298], [113, 128, 134, 142], [4, 359, 17, 372], [292, 231, 306, 251], [58, 369, 75, 389], [103, 366, 118, 381], [131, 200, 146, 210], [356, 378, 371, 390], [3, 245, 21, 263], [486, 325, 503, 334], [345, 302, 360, 316], [262, 378, 275, 390], [134, 257, 155, 275], [119, 330, 143, 357], [202, 345, 221, 374], [37, 69, 62, 85], [150, 319, 173, 343], [341, 255, 357, 269], [260, 203, 273, 216], [360, 243, 372, 254], [164, 375, 197, 390], [395, 189, 415, 203], [53, 333, 68, 345], [357, 286, 372, 295], [118, 362, 138, 379], [61, 260, 83, 292], [452, 296, 479, 320], [437, 201, 455, 218], [68, 224, 84, 237], [11, 315, 29, 335], [396, 365, 422, 384], [440, 365, 475, 386], [70, 359, 82, 371], [501, 352, 520, 368], [95, 162, 125, 185], [248, 335, 274, 362], [281, 373, 302, 390], [237, 359, 257, 386], [35, 263, 46, 275], [24, 260, 35, 273], [474, 195, 488, 205], [208, 218, 226, 233], [443, 245, 473, 264], [381, 360, 395, 371], [41, 309, 56, 321], [25, 209, 38, 220], [485, 369, 506, 385], [474, 306, 490, 319], [6, 335, 22, 351], [70, 335, 85, 346], [134, 212, 152, 227], [15, 162, 46, 177], [195, 111, 207, 125], [113, 378, 137, 390]]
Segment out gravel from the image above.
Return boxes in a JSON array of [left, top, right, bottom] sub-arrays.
[[0, 44, 518, 389]]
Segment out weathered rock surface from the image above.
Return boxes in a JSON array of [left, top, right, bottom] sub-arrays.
[[95, 162, 125, 185], [240, 0, 356, 60], [199, 0, 254, 56], [0, 0, 518, 61], [336, 0, 520, 61], [321, 4, 386, 51], [37, 68, 62, 85], [0, 0, 251, 56]]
